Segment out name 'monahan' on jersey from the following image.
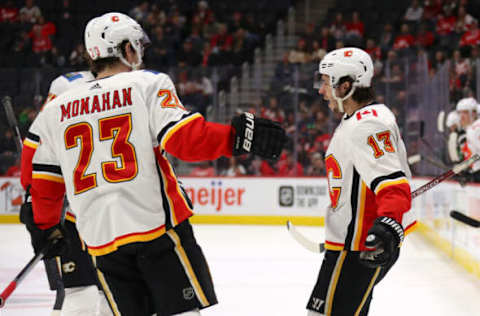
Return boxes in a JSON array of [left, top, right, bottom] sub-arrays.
[[324, 104, 417, 251], [27, 70, 233, 256]]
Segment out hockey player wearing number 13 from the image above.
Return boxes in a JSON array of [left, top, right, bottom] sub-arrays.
[[25, 12, 285, 316], [307, 47, 417, 316]]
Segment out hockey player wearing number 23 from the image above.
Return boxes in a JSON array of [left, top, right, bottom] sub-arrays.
[[25, 12, 286, 316], [306, 47, 417, 316]]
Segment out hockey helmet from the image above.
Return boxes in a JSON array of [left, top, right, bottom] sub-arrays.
[[317, 47, 374, 112], [84, 12, 150, 70], [445, 110, 460, 128], [456, 97, 477, 112]]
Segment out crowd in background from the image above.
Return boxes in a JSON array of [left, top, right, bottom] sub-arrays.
[[1, 0, 480, 178]]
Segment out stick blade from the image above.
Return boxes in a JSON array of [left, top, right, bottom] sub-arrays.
[[286, 220, 325, 253], [450, 211, 480, 228]]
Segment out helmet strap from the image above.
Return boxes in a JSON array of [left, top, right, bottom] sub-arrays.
[[118, 41, 143, 70], [331, 85, 356, 113]]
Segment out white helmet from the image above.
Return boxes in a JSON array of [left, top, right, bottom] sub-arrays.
[[456, 97, 477, 112], [318, 47, 374, 112], [84, 12, 150, 70], [445, 110, 460, 128]]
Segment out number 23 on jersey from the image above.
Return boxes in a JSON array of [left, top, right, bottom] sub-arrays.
[[64, 113, 138, 194]]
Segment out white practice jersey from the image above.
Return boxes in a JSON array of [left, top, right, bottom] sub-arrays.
[[29, 70, 205, 256], [324, 104, 416, 251], [466, 118, 480, 171], [46, 71, 95, 103]]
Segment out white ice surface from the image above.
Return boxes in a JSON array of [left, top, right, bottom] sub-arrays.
[[1, 224, 479, 316]]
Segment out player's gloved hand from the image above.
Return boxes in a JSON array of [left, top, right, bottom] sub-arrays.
[[20, 187, 68, 258], [359, 216, 404, 268], [231, 112, 286, 160]]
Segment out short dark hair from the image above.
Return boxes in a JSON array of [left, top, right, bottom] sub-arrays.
[[88, 40, 129, 74], [338, 76, 375, 104]]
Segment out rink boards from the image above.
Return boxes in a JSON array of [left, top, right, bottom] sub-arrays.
[[0, 176, 479, 278]]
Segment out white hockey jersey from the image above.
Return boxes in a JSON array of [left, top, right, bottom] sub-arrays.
[[46, 71, 95, 103], [466, 118, 480, 171], [324, 104, 417, 251], [28, 70, 233, 256]]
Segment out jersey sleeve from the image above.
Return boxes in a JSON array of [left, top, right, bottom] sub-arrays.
[[29, 111, 65, 229], [146, 73, 233, 161], [20, 118, 42, 190], [350, 119, 411, 222], [45, 76, 68, 103]]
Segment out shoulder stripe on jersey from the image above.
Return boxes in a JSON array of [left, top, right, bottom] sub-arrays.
[[33, 163, 62, 175], [24, 138, 38, 149], [143, 69, 160, 74], [370, 171, 406, 193], [32, 173, 64, 183], [345, 168, 360, 249], [27, 131, 40, 142], [157, 112, 202, 149]]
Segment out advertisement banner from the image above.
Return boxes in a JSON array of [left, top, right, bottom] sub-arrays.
[[0, 177, 23, 214], [180, 177, 329, 217]]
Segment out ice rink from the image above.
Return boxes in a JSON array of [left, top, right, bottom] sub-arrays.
[[1, 223, 479, 316]]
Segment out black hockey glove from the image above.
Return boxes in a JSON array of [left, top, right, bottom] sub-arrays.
[[20, 187, 68, 259], [231, 112, 286, 160], [359, 216, 404, 268]]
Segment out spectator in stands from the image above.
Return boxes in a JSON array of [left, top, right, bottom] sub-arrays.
[[432, 50, 447, 69], [69, 43, 86, 67], [201, 42, 213, 66], [423, 0, 444, 22], [129, 1, 149, 24], [46, 46, 66, 67], [177, 38, 202, 67], [189, 28, 204, 53], [404, 0, 424, 23], [194, 0, 214, 27], [329, 12, 346, 40], [231, 28, 250, 65], [19, 0, 41, 24], [229, 11, 244, 33], [13, 30, 33, 65], [453, 49, 471, 77], [277, 150, 303, 176], [416, 23, 435, 48], [210, 23, 233, 53], [271, 52, 295, 93], [393, 23, 415, 54], [305, 152, 325, 176], [223, 157, 247, 176], [457, 5, 477, 31], [310, 40, 326, 62], [460, 20, 480, 46], [366, 38, 382, 60], [300, 23, 318, 50], [0, 1, 18, 23], [189, 161, 215, 177], [289, 38, 311, 64], [145, 26, 172, 69], [436, 6, 457, 47], [261, 96, 285, 123], [30, 16, 56, 65], [0, 130, 17, 155], [345, 11, 364, 45], [55, 0, 75, 56], [379, 23, 394, 52], [318, 26, 335, 52]]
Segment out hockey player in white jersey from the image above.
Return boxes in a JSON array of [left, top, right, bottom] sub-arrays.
[[21, 70, 111, 316], [465, 100, 480, 180], [24, 12, 285, 316], [307, 47, 417, 315]]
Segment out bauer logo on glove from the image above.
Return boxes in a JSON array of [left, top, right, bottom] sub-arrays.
[[231, 112, 287, 160]]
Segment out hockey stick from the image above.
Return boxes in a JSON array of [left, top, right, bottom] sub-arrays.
[[0, 239, 60, 308], [450, 210, 480, 228], [2, 96, 65, 313], [287, 154, 480, 253], [2, 96, 23, 154]]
